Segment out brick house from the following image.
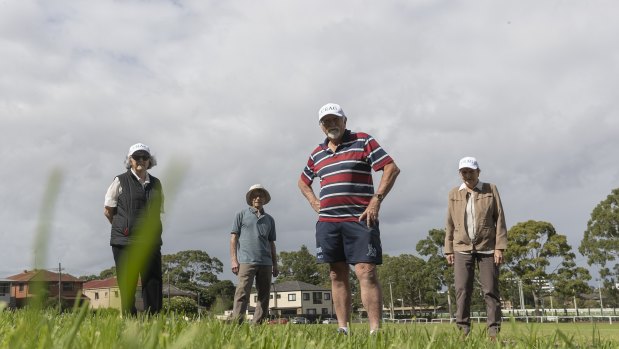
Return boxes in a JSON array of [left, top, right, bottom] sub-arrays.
[[6, 269, 86, 308], [83, 277, 124, 310]]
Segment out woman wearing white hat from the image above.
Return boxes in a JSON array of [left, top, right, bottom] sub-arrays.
[[104, 142, 164, 315], [444, 156, 507, 340]]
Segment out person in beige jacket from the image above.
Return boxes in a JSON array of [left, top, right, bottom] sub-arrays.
[[444, 156, 507, 339]]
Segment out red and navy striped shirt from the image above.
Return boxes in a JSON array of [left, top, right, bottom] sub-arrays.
[[300, 129, 394, 222]]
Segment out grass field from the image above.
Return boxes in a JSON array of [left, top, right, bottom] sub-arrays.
[[1, 307, 618, 349]]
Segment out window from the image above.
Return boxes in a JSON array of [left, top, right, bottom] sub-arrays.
[[322, 308, 329, 314], [307, 308, 316, 315], [114, 291, 119, 298], [0, 284, 9, 295], [277, 294, 281, 299], [269, 295, 273, 299], [303, 293, 310, 301], [94, 292, 99, 300], [63, 283, 74, 292], [313, 292, 322, 304], [324, 293, 331, 300], [288, 294, 296, 301], [19, 284, 24, 292], [254, 296, 258, 302]]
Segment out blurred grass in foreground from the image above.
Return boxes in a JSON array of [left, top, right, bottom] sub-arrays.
[[0, 311, 618, 349]]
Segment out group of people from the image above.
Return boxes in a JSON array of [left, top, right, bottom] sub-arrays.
[[103, 102, 507, 339]]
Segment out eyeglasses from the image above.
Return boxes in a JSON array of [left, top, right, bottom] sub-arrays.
[[132, 155, 150, 161]]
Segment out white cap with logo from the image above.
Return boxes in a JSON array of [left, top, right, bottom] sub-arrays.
[[128, 143, 151, 156], [318, 103, 346, 122], [458, 157, 479, 170]]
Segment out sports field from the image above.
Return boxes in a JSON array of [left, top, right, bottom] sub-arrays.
[[1, 307, 618, 349]]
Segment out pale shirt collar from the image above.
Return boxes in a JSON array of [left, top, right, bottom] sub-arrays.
[[458, 181, 483, 192], [130, 168, 150, 186]]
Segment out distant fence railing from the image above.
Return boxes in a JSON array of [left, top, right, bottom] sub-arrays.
[[381, 308, 619, 325]]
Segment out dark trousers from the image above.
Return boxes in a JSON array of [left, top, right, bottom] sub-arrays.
[[454, 252, 501, 336], [232, 264, 272, 324], [112, 245, 163, 315]]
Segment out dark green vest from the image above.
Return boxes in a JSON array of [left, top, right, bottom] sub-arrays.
[[110, 171, 163, 246]]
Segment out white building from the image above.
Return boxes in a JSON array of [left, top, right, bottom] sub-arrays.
[[249, 280, 333, 319]]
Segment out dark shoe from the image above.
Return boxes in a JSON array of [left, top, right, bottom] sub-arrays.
[[337, 327, 349, 335]]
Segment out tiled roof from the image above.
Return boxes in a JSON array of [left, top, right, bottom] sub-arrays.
[[6, 269, 83, 283], [83, 278, 196, 298], [271, 281, 329, 292], [83, 277, 118, 289]]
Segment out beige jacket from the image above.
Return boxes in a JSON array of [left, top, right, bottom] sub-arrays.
[[444, 182, 507, 254]]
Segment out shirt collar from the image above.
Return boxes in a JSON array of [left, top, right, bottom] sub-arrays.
[[459, 181, 483, 191], [249, 206, 265, 215], [130, 169, 150, 184], [321, 129, 351, 149]]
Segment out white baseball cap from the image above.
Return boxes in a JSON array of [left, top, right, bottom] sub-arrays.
[[458, 156, 479, 170], [128, 143, 151, 156], [318, 103, 346, 122], [246, 184, 271, 205]]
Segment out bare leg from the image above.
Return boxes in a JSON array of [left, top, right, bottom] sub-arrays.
[[330, 262, 351, 328], [355, 263, 382, 331]]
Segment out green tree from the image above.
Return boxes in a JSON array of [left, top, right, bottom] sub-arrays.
[[277, 245, 329, 286], [79, 266, 117, 281], [579, 188, 619, 303], [78, 274, 99, 281], [163, 250, 223, 290], [503, 220, 579, 316], [163, 250, 223, 309], [552, 254, 591, 310], [163, 296, 198, 316], [99, 266, 116, 279], [416, 228, 455, 317], [202, 280, 235, 310], [378, 254, 438, 318]]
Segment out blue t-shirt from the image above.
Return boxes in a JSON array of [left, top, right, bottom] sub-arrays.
[[231, 207, 276, 265]]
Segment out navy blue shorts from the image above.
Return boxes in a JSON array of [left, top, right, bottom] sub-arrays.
[[315, 221, 382, 265]]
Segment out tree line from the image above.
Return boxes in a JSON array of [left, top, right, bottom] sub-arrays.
[[80, 188, 619, 315]]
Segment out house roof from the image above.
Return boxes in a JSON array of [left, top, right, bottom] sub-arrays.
[[7, 269, 83, 283], [83, 277, 118, 289], [83, 277, 195, 298], [162, 283, 197, 298], [272, 280, 329, 292]]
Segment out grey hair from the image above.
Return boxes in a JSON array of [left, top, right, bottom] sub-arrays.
[[124, 155, 158, 170]]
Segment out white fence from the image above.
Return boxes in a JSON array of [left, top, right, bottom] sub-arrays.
[[383, 308, 619, 325]]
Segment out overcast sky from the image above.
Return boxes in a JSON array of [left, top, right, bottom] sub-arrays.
[[1, 0, 617, 282]]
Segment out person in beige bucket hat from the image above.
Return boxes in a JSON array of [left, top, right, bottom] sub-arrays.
[[230, 184, 278, 324]]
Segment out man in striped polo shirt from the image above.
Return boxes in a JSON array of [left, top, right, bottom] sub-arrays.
[[298, 103, 400, 334]]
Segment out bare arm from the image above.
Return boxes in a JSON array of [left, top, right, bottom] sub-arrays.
[[230, 233, 239, 275], [297, 178, 320, 213], [270, 241, 279, 277], [104, 206, 116, 224], [360, 162, 401, 227]]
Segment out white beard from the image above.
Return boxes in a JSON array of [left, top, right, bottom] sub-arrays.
[[327, 128, 341, 140]]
